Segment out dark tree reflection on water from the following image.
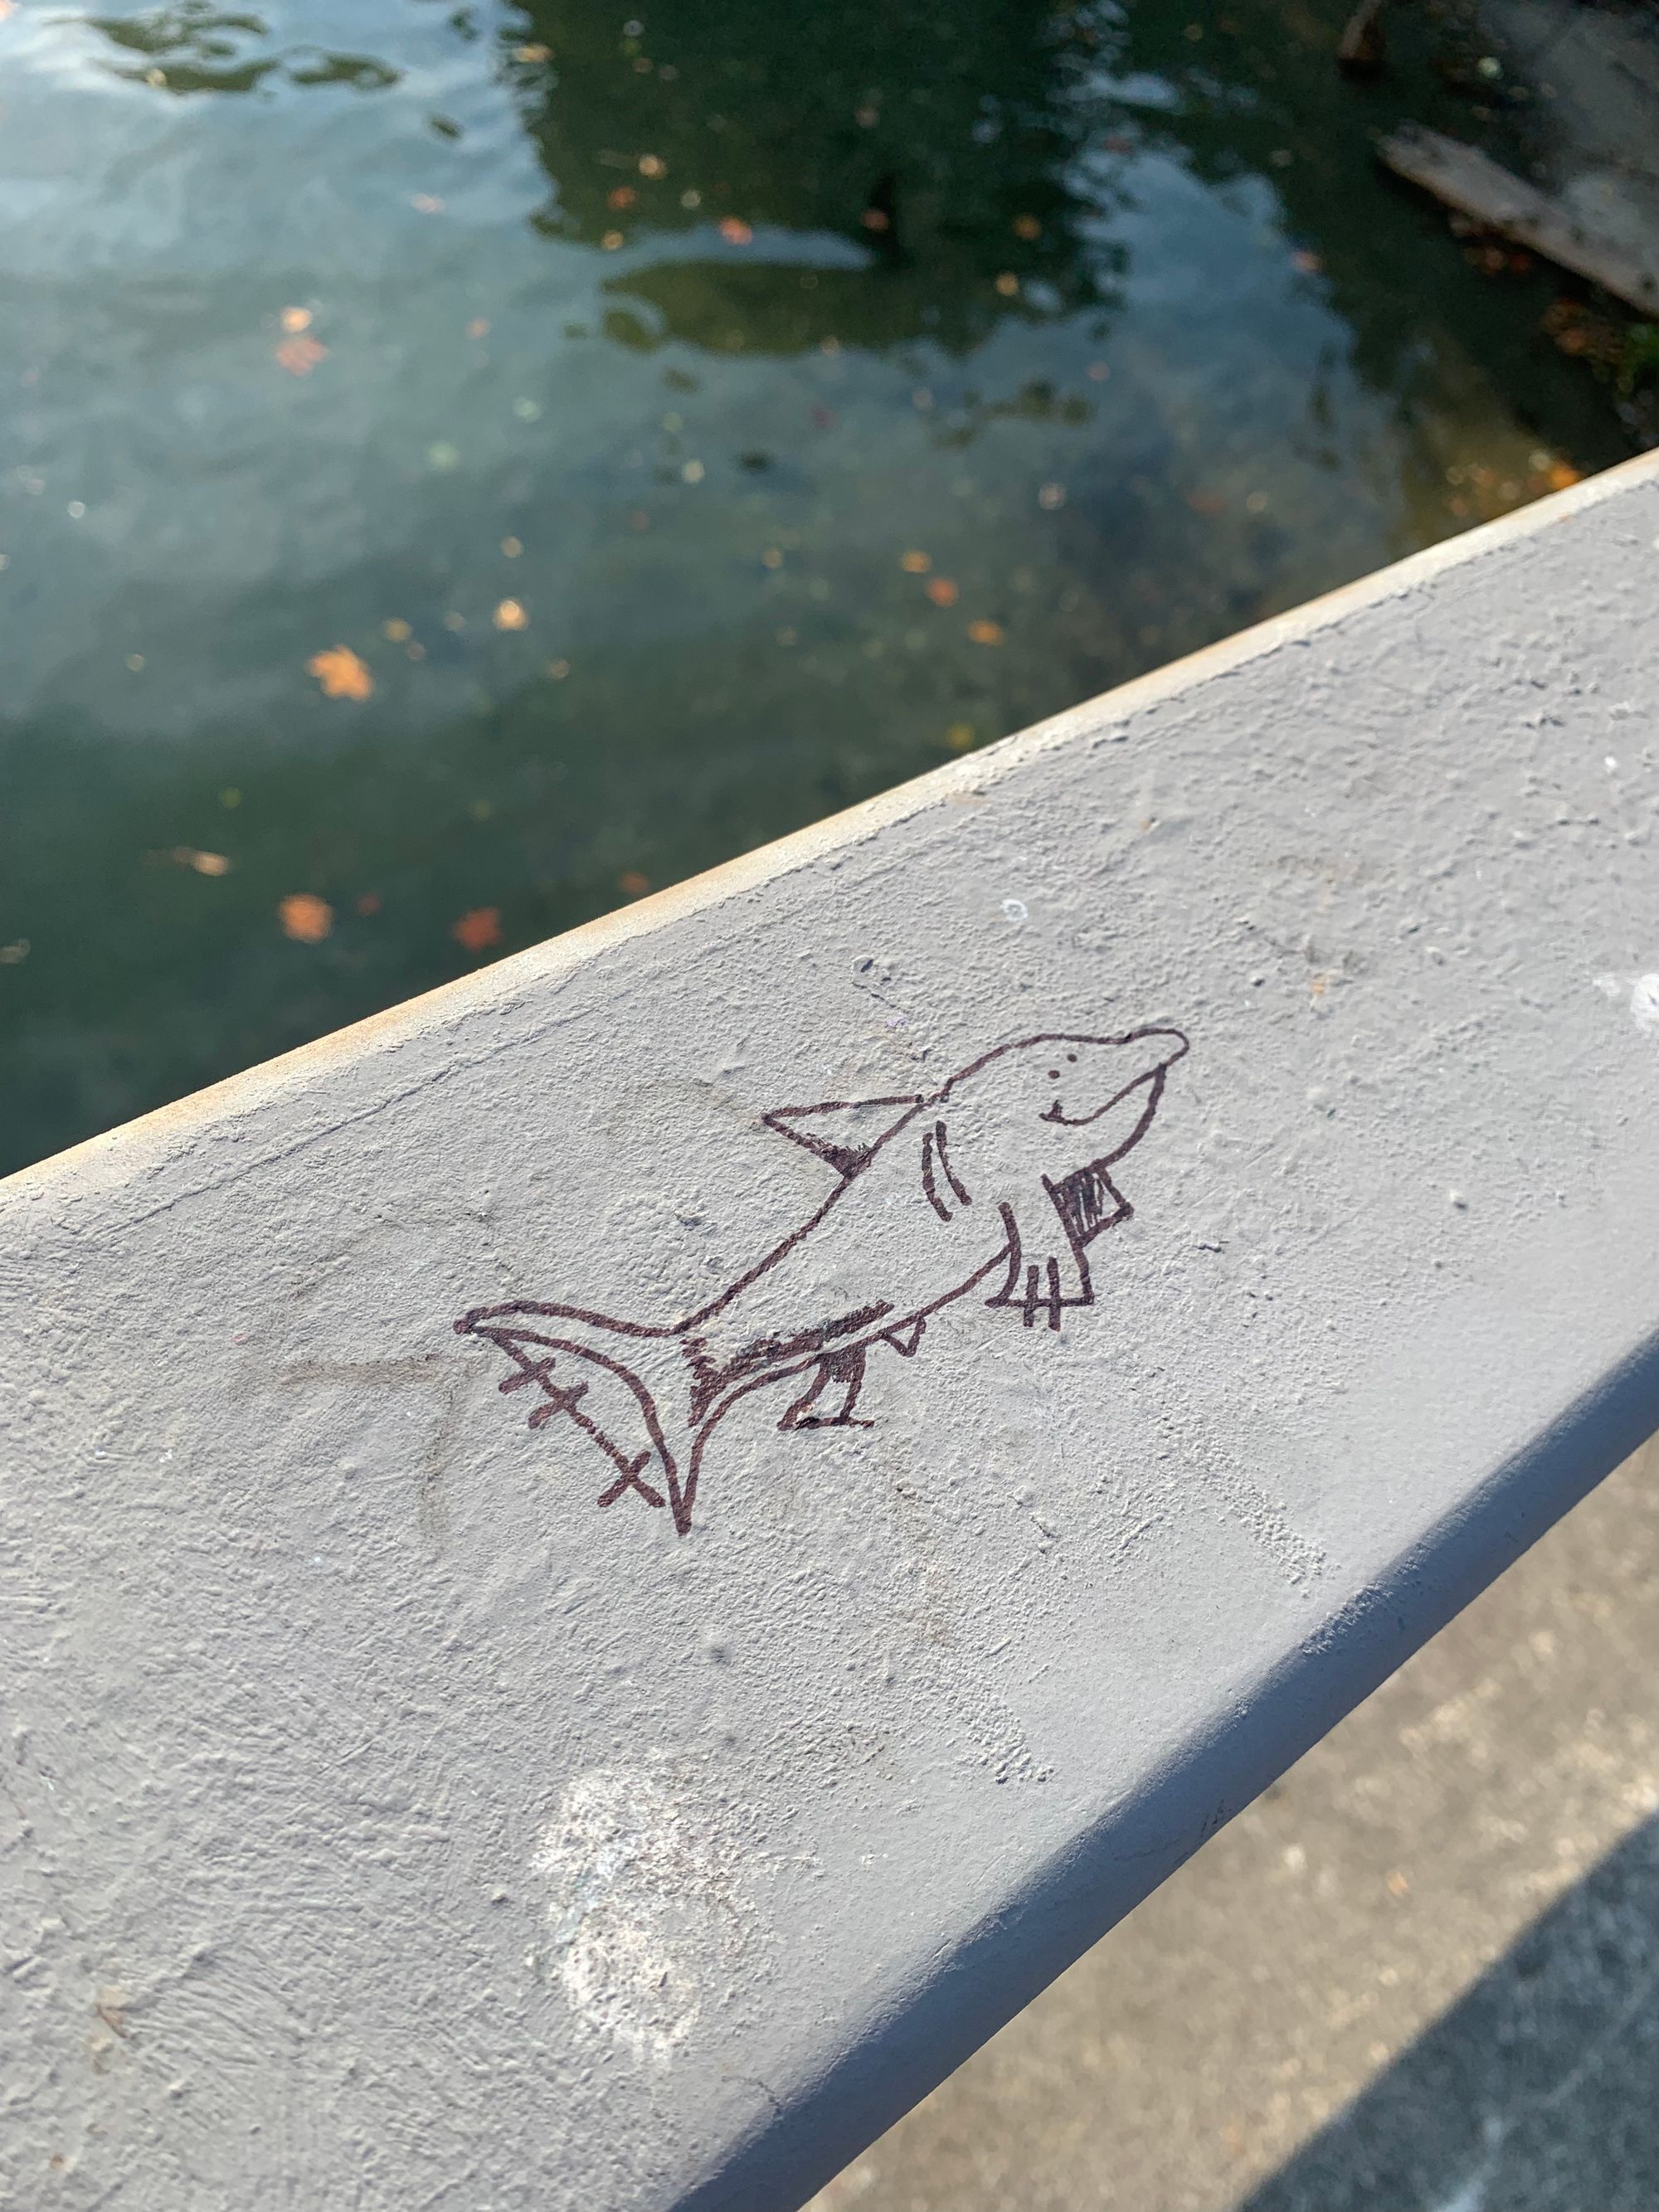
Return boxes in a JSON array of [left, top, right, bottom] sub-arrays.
[[0, 0, 1634, 1173], [507, 0, 1124, 356]]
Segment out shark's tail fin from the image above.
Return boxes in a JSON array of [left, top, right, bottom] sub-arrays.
[[454, 1301, 696, 1533]]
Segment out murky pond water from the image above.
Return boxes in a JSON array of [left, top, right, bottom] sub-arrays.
[[0, 0, 1632, 1174]]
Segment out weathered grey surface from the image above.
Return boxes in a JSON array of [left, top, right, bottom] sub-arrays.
[[3, 453, 1658, 2212]]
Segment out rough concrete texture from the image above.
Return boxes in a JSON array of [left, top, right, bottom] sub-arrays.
[[2, 454, 1658, 2212], [810, 1432, 1659, 2212]]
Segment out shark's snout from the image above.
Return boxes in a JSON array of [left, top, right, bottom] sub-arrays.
[[1039, 1026, 1189, 1130]]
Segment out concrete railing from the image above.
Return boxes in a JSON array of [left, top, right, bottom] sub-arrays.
[[4, 450, 1658, 2210]]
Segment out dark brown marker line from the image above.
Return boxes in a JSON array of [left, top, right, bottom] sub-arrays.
[[920, 1129, 952, 1223], [933, 1121, 972, 1208]]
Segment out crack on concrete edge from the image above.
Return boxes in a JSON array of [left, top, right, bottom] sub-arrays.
[[4, 450, 1655, 1223]]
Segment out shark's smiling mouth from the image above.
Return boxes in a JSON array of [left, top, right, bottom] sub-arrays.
[[1041, 1066, 1160, 1129], [1039, 1029, 1190, 1132]]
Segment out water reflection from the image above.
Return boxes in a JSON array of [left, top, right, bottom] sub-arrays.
[[510, 0, 1121, 355], [0, 0, 1636, 1174], [88, 2, 403, 94]]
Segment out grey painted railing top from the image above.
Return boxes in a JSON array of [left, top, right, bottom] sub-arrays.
[[4, 453, 1659, 2212]]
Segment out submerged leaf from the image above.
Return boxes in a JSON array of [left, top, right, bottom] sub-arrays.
[[279, 893, 333, 943], [276, 334, 328, 375], [306, 644, 373, 698], [452, 907, 503, 952]]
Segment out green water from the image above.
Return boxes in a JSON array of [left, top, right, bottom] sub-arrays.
[[0, 0, 1632, 1176]]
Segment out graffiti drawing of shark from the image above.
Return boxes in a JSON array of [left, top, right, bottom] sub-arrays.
[[455, 1025, 1189, 1534]]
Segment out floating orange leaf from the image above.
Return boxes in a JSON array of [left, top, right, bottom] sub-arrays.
[[280, 304, 313, 333], [639, 153, 666, 178], [514, 42, 550, 61], [279, 893, 333, 943], [357, 892, 382, 916], [1292, 249, 1322, 274], [1546, 460, 1581, 491], [1013, 213, 1041, 240], [900, 549, 931, 573], [860, 207, 890, 232], [925, 576, 958, 607], [995, 271, 1019, 297], [946, 722, 976, 751], [718, 216, 754, 245], [276, 335, 328, 376], [451, 907, 503, 953], [467, 316, 490, 338], [306, 644, 373, 699], [967, 619, 1005, 645], [601, 229, 625, 250], [501, 535, 523, 557], [608, 185, 638, 210], [618, 869, 651, 898], [493, 598, 528, 630], [382, 617, 411, 642]]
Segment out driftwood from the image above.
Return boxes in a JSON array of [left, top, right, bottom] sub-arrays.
[[1379, 124, 1659, 315], [1337, 0, 1389, 78]]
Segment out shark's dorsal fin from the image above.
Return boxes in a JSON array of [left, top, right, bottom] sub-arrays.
[[761, 1093, 922, 1179]]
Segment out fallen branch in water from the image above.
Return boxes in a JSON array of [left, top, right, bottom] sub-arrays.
[[1378, 123, 1659, 315]]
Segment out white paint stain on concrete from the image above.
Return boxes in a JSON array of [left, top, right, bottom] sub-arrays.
[[1591, 973, 1659, 1028], [533, 1769, 747, 2065]]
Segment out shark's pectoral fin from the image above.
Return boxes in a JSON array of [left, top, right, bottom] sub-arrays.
[[881, 1317, 927, 1357]]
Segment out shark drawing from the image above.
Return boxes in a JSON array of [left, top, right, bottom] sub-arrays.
[[455, 1025, 1189, 1534]]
